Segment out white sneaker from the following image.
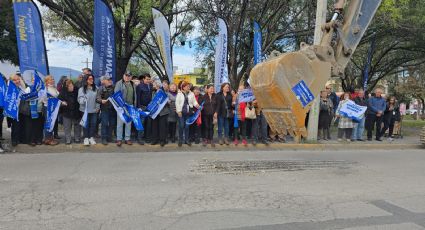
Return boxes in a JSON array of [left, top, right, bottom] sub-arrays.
[[388, 137, 394, 142], [6, 128, 11, 133], [83, 138, 90, 146], [337, 138, 342, 142], [89, 137, 96, 145], [0, 147, 4, 153]]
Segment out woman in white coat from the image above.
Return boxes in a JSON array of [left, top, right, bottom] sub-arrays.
[[175, 81, 199, 147]]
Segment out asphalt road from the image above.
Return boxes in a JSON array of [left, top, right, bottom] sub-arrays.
[[1, 149, 425, 230]]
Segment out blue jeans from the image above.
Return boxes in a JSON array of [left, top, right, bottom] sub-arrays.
[[117, 117, 132, 141], [101, 110, 116, 141], [352, 116, 366, 140], [83, 113, 98, 138], [217, 116, 230, 139], [178, 115, 190, 143]]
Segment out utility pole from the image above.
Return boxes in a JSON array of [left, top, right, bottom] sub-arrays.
[[81, 58, 92, 69], [307, 0, 328, 142]]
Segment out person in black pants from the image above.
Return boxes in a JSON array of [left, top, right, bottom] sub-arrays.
[[366, 88, 387, 141], [136, 74, 153, 144], [201, 84, 217, 147], [382, 96, 400, 141], [151, 81, 170, 147]]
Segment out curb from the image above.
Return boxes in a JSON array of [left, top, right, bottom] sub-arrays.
[[1, 142, 422, 154]]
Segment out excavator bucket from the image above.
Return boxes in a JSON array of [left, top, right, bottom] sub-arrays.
[[250, 44, 333, 138], [250, 0, 382, 140]]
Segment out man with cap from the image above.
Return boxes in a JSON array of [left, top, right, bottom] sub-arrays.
[[114, 71, 137, 146], [96, 75, 116, 145]]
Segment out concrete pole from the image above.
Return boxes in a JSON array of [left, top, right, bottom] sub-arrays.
[[307, 0, 328, 142]]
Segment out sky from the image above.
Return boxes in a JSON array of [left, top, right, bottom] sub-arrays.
[[45, 39, 199, 73]]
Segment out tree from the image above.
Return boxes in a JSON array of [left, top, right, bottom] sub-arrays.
[[188, 0, 317, 88], [396, 65, 425, 114], [0, 0, 19, 66], [342, 0, 425, 92], [38, 0, 175, 80]]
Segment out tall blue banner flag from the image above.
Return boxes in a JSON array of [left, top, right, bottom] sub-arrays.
[[253, 21, 262, 66], [13, 0, 49, 76], [363, 34, 376, 91], [93, 0, 116, 83]]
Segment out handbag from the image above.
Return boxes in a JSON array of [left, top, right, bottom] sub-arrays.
[[222, 94, 233, 118], [245, 106, 256, 119]]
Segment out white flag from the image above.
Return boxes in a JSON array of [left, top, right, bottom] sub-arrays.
[[152, 8, 173, 83], [214, 18, 228, 93]]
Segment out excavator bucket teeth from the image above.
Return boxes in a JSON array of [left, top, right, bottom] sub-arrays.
[[250, 50, 331, 138]]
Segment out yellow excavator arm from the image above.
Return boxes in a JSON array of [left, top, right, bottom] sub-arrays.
[[250, 0, 382, 139]]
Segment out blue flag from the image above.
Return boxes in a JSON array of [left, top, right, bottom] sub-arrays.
[[0, 73, 6, 108], [13, 0, 49, 76], [363, 33, 376, 91], [234, 99, 239, 128], [238, 89, 256, 103], [4, 81, 21, 120], [45, 98, 61, 132], [147, 89, 169, 119], [109, 91, 132, 123], [79, 102, 89, 128], [93, 0, 116, 84], [186, 102, 204, 125], [253, 21, 262, 66], [126, 104, 144, 131]]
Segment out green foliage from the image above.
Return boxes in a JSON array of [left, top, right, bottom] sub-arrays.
[[0, 0, 19, 66]]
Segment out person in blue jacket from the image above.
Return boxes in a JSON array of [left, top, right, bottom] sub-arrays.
[[366, 88, 387, 141]]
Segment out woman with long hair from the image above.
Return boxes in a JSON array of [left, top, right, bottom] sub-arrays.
[[216, 83, 232, 145], [78, 74, 100, 146], [201, 84, 217, 147], [382, 96, 400, 141]]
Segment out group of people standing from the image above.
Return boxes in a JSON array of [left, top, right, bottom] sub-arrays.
[[0, 69, 404, 153], [0, 69, 273, 152], [318, 86, 401, 142]]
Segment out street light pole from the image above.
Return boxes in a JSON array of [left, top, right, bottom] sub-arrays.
[[307, 0, 328, 142]]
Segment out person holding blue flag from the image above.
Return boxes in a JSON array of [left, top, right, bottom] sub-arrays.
[[7, 74, 29, 147], [136, 73, 153, 144], [42, 75, 60, 146], [97, 76, 116, 145], [335, 92, 355, 142], [232, 85, 248, 146], [0, 73, 7, 142], [78, 74, 100, 146], [115, 72, 137, 146], [150, 80, 170, 147], [176, 81, 199, 147]]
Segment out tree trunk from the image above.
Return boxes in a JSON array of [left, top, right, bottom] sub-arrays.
[[116, 57, 131, 82]]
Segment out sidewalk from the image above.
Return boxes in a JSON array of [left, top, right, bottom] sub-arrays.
[[0, 122, 423, 153], [0, 136, 422, 154]]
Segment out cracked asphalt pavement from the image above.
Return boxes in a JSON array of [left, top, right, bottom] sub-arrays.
[[1, 149, 425, 230]]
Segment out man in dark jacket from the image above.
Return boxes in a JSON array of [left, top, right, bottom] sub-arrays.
[[366, 88, 387, 141], [96, 76, 116, 145], [136, 74, 153, 144]]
